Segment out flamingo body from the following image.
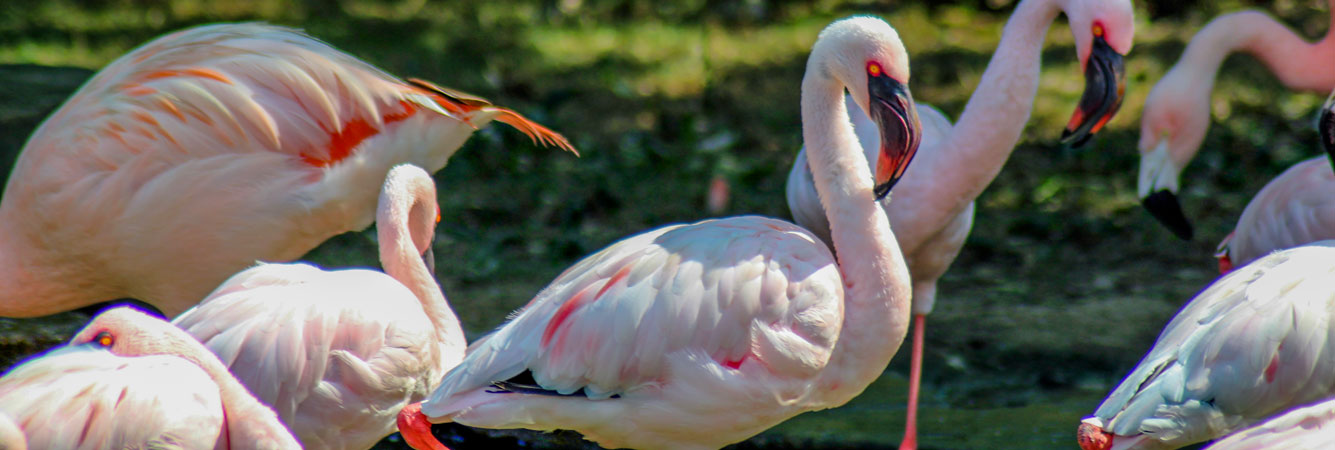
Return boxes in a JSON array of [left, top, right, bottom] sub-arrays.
[[0, 346, 225, 449], [1216, 156, 1335, 272], [0, 307, 300, 449], [173, 164, 464, 450], [424, 217, 844, 449], [0, 22, 572, 318], [399, 15, 924, 450], [1079, 241, 1335, 450]]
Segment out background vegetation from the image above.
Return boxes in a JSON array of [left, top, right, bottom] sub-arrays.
[[1, 0, 1332, 448]]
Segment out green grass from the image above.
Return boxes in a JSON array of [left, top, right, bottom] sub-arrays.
[[2, 0, 1332, 448]]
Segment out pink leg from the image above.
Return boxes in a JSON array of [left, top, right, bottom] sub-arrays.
[[900, 314, 926, 450], [397, 402, 452, 450]]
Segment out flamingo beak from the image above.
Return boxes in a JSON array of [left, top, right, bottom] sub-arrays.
[[1321, 93, 1335, 168], [423, 245, 436, 276], [1138, 139, 1192, 240], [869, 75, 922, 200], [1061, 35, 1126, 148], [1142, 190, 1193, 241]]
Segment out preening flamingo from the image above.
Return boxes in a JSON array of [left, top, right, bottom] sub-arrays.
[[1077, 240, 1335, 450], [1215, 98, 1335, 273], [170, 164, 463, 450], [0, 307, 300, 449], [0, 22, 575, 319], [1201, 396, 1335, 450], [785, 0, 1133, 446], [1136, 1, 1335, 240], [396, 15, 922, 450]]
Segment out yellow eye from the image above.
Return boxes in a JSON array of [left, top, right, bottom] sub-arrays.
[[95, 331, 113, 347], [867, 62, 882, 78], [1093, 23, 1105, 37]]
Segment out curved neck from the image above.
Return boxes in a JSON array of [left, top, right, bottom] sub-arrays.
[[929, 0, 1062, 222], [172, 337, 299, 447], [1180, 8, 1335, 93], [377, 173, 465, 354], [800, 59, 912, 404]]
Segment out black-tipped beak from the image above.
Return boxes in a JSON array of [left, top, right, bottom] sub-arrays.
[[1321, 96, 1335, 168], [423, 244, 436, 276], [1142, 190, 1193, 240], [869, 76, 922, 200], [1061, 36, 1126, 148]]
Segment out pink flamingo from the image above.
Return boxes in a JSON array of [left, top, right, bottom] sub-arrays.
[[1201, 396, 1335, 449], [1077, 240, 1335, 450], [395, 16, 922, 450], [0, 307, 300, 449], [170, 164, 464, 450], [1136, 2, 1335, 240], [785, 0, 1134, 446], [0, 22, 575, 319], [1215, 98, 1335, 273]]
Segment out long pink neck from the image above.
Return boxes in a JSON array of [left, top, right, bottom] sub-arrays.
[[800, 55, 912, 405], [377, 170, 465, 356], [1178, 6, 1335, 94], [926, 0, 1063, 225]]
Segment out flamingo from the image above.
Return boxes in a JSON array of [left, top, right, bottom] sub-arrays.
[[1076, 240, 1335, 450], [169, 164, 463, 449], [1136, 1, 1335, 240], [0, 413, 23, 450], [784, 0, 1133, 446], [0, 307, 300, 449], [395, 15, 922, 450], [0, 22, 576, 319], [1201, 397, 1335, 450], [1215, 97, 1335, 273]]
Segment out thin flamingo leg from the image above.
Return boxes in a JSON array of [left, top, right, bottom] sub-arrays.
[[900, 314, 925, 450], [397, 403, 452, 450]]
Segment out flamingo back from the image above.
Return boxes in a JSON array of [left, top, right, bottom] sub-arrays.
[[0, 345, 224, 449], [424, 216, 844, 415], [1087, 241, 1335, 449], [173, 262, 452, 450], [1221, 157, 1335, 270]]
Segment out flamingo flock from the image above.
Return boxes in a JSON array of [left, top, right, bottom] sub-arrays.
[[3, 2, 1335, 450]]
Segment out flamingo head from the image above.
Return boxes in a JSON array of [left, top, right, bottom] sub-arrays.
[[810, 16, 923, 200], [1133, 47, 1223, 242], [1060, 0, 1134, 148], [70, 307, 197, 359]]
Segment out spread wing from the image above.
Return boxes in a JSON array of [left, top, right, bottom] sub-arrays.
[[0, 345, 224, 449], [1091, 241, 1335, 446], [173, 262, 443, 448], [424, 216, 842, 414]]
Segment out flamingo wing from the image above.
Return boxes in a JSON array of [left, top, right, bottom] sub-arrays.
[[1204, 397, 1335, 450], [1090, 241, 1335, 447], [424, 216, 843, 414], [1225, 157, 1335, 268], [0, 345, 224, 449], [173, 262, 443, 449]]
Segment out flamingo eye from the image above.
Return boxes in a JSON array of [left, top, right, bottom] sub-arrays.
[[94, 331, 114, 347], [1093, 22, 1105, 38], [867, 62, 882, 78]]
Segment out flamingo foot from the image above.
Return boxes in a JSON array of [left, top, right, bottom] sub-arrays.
[[900, 314, 926, 450], [397, 402, 452, 450]]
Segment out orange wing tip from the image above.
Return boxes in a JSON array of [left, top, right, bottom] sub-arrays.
[[492, 107, 580, 156]]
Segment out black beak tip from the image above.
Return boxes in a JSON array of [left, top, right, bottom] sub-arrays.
[[1141, 190, 1194, 241], [873, 181, 894, 201], [423, 245, 437, 276], [1059, 128, 1095, 149]]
